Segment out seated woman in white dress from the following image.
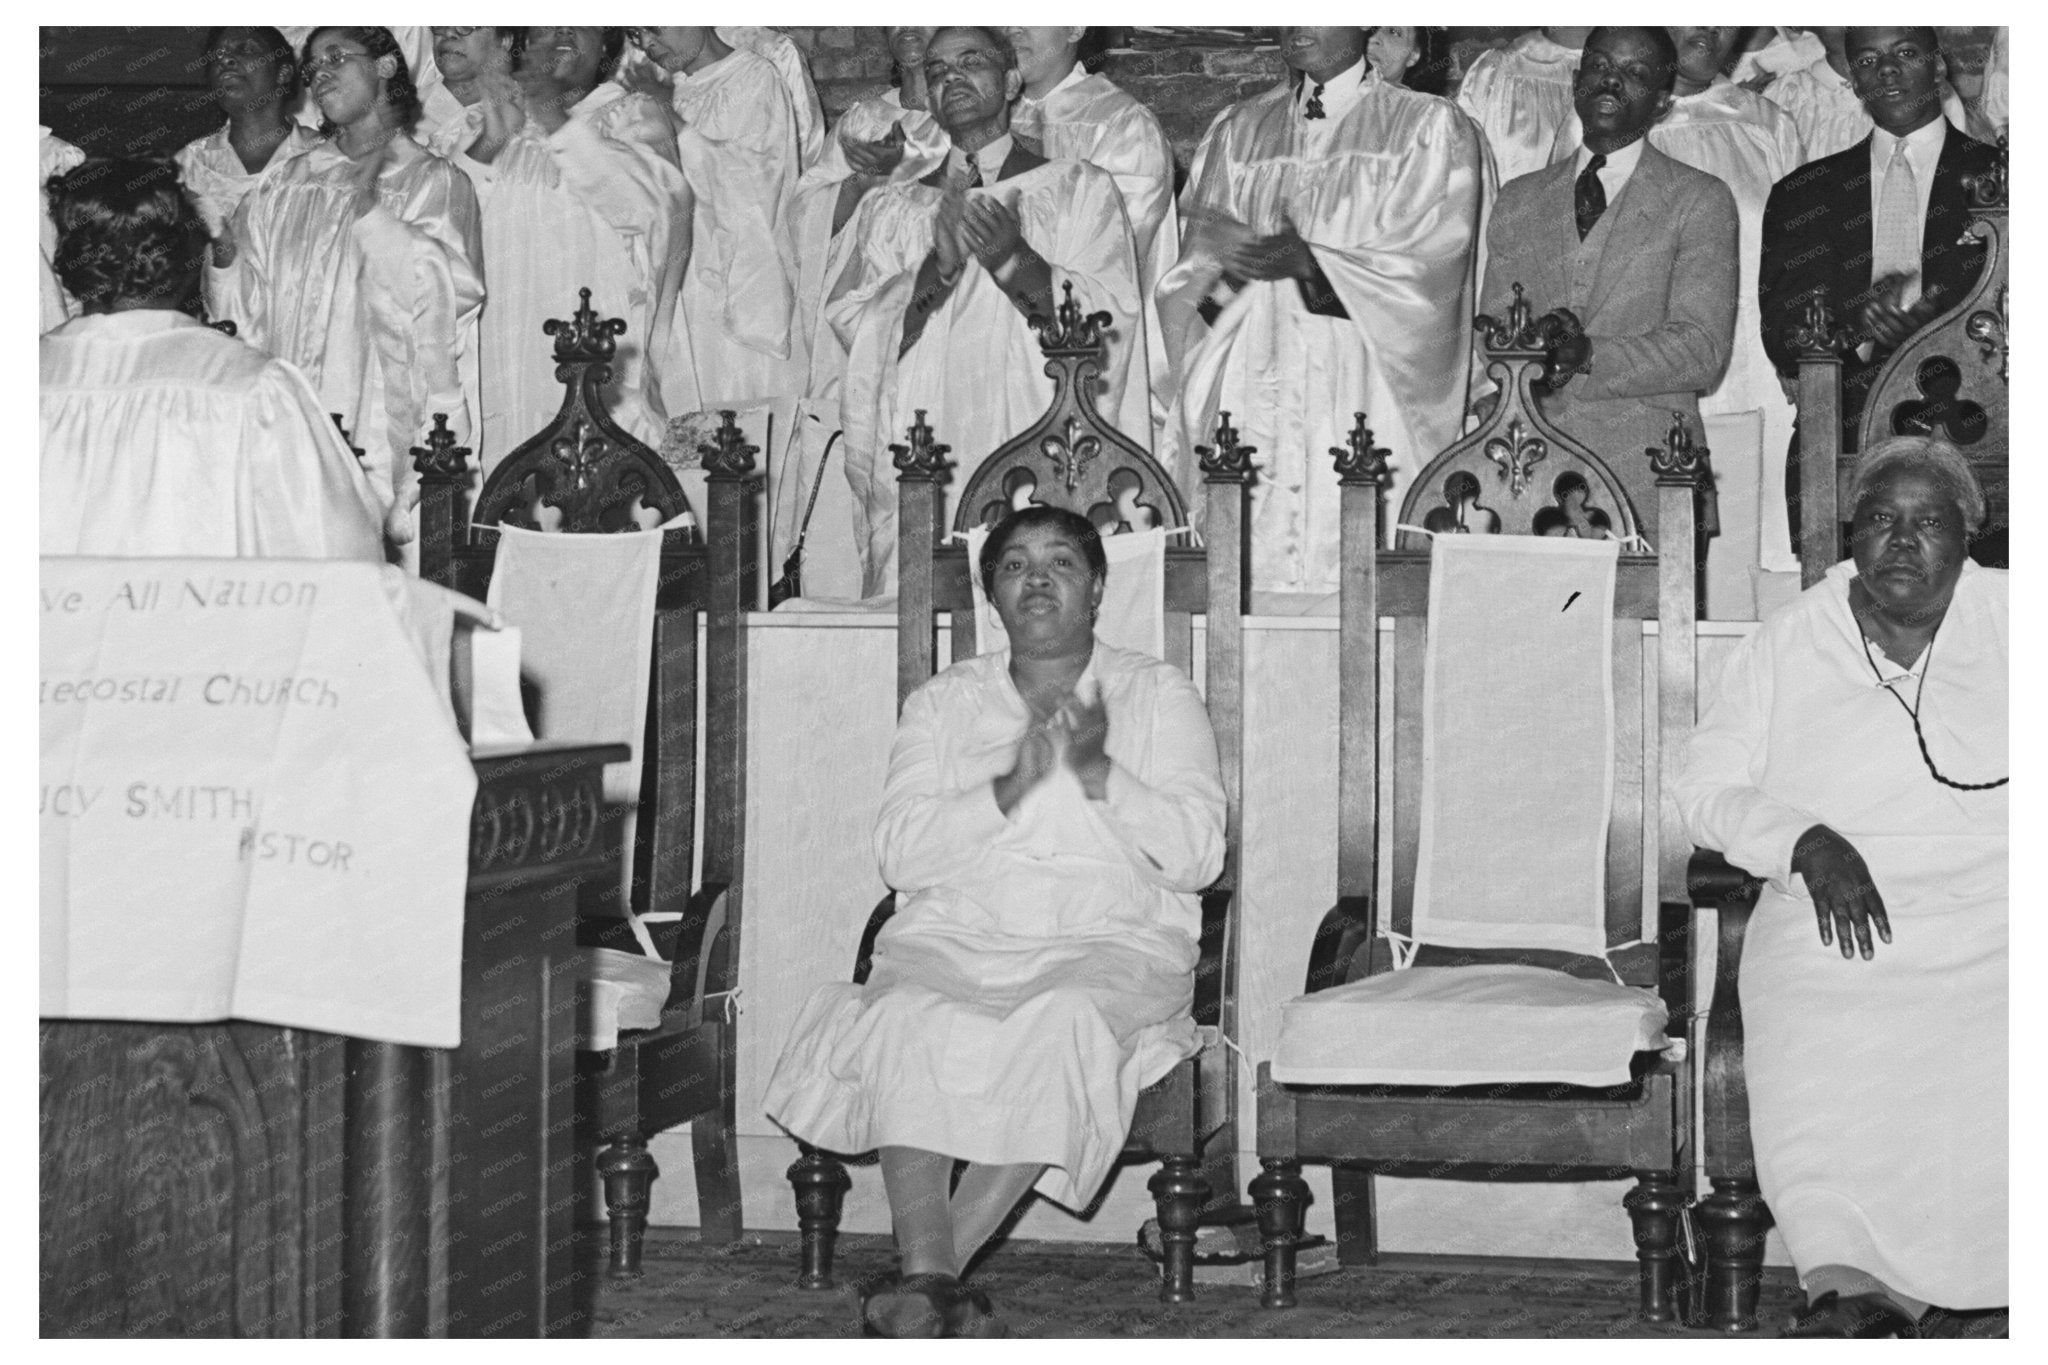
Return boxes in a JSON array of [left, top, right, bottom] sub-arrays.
[[40, 158, 385, 562], [1677, 435, 2006, 1337], [763, 508, 1225, 1337]]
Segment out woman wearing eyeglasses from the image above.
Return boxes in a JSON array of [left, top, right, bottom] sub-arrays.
[[225, 26, 483, 557]]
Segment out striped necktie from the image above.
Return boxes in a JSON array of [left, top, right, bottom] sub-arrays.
[[1871, 137, 1923, 308], [1303, 81, 1326, 119]]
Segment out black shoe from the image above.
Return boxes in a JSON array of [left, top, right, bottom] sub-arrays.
[[947, 1282, 1007, 1338], [859, 1271, 966, 1338], [1782, 1291, 1919, 1338]]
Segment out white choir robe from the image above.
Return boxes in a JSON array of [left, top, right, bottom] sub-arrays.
[[41, 310, 385, 562], [230, 134, 483, 524], [1159, 72, 1481, 599], [779, 92, 949, 595], [1014, 66, 1181, 460], [1763, 57, 1975, 163], [40, 127, 86, 335], [1554, 77, 1807, 590], [1675, 561, 2007, 1309], [717, 27, 825, 171], [441, 84, 688, 473], [830, 160, 1144, 599], [174, 123, 321, 329], [665, 49, 806, 413], [1455, 31, 1581, 190], [762, 641, 1223, 1211]]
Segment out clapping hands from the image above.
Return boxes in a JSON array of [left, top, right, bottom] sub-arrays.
[[843, 121, 908, 178], [994, 684, 1111, 815]]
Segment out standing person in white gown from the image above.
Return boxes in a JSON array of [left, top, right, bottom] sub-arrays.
[[1549, 26, 1806, 611], [41, 158, 384, 562], [764, 507, 1224, 1338], [1676, 436, 2006, 1337], [1158, 25, 1481, 603], [1007, 26, 1178, 456], [826, 26, 1144, 599], [631, 26, 806, 414], [441, 26, 688, 471], [229, 26, 483, 541], [174, 28, 319, 329], [1456, 26, 1592, 188], [420, 26, 518, 159]]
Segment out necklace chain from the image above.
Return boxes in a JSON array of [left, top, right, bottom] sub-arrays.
[[1858, 628, 2008, 791]]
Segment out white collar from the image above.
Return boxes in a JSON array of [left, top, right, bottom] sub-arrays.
[[1875, 115, 1948, 162], [1022, 61, 1088, 106], [1578, 135, 1646, 178], [950, 132, 1013, 180], [1298, 57, 1373, 121]]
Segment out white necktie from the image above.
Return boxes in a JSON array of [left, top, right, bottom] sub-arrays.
[[1872, 137, 1922, 309]]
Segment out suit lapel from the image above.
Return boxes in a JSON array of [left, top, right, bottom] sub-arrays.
[[996, 137, 1047, 182]]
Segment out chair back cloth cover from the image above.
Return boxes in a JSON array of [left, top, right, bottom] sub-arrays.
[[964, 524, 1168, 661], [1269, 535, 1666, 1089], [40, 558, 477, 1048], [1413, 534, 1617, 958]]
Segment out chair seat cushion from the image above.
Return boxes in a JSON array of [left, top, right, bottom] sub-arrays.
[[576, 947, 671, 1051], [1269, 963, 1668, 1088]]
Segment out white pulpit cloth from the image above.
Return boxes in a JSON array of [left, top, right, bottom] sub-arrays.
[[40, 558, 478, 1048]]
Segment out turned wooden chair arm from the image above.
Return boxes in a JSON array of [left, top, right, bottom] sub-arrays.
[[1690, 849, 1765, 1179], [851, 892, 898, 986], [1302, 895, 1377, 994]]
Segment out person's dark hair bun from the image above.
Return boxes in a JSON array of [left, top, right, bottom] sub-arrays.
[[48, 157, 208, 311]]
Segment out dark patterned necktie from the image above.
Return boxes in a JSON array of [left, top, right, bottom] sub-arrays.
[[1304, 81, 1326, 120], [1574, 152, 1608, 240], [963, 150, 983, 189]]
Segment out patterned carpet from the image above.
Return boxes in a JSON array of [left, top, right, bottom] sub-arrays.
[[585, 1227, 1813, 1339]]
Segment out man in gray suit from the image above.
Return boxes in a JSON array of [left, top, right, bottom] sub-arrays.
[[1477, 25, 1738, 539]]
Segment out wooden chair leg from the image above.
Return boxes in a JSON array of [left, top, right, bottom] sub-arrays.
[[1331, 1163, 1378, 1266], [1146, 1155, 1209, 1305], [1624, 1170, 1689, 1323], [1696, 1176, 1772, 1333], [787, 1145, 850, 1291], [691, 1122, 742, 1246], [596, 1137, 657, 1279], [1250, 1158, 1310, 1310]]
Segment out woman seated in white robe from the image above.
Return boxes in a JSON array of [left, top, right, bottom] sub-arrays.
[[764, 508, 1225, 1337], [1677, 436, 2006, 1337], [41, 158, 385, 562]]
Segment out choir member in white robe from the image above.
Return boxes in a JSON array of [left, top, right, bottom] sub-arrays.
[[828, 28, 1144, 599], [1456, 27, 1591, 188], [1676, 439, 2005, 1331], [41, 158, 384, 562], [1760, 27, 1973, 163], [1008, 27, 1179, 457], [1730, 26, 1825, 87], [778, 28, 951, 596], [718, 27, 826, 171], [39, 128, 86, 335], [440, 27, 687, 470], [765, 509, 1223, 1336], [175, 28, 318, 329], [420, 27, 518, 159], [1552, 28, 1806, 607], [1159, 27, 1481, 602], [633, 27, 806, 413], [280, 26, 446, 139], [231, 27, 483, 533]]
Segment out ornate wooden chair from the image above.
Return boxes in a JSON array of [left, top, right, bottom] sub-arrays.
[[1248, 288, 1704, 1321], [1791, 142, 2007, 584], [783, 284, 1253, 1303], [417, 289, 763, 1274]]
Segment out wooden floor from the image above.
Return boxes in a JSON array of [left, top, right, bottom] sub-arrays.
[[577, 1227, 1819, 1339]]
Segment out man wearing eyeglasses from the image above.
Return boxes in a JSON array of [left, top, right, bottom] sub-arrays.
[[825, 26, 1143, 598]]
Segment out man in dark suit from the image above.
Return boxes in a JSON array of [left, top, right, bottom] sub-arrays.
[[1759, 26, 2000, 555], [1479, 25, 1739, 539]]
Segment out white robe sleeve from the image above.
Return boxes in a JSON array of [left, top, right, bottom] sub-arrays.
[[874, 682, 1012, 893], [1099, 670, 1226, 893], [676, 64, 801, 359], [241, 357, 389, 563], [1673, 626, 1821, 892]]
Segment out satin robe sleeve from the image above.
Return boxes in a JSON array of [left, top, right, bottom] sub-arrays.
[[1086, 103, 1179, 276], [242, 356, 389, 563], [1099, 669, 1226, 894], [874, 680, 1012, 894], [350, 159, 484, 505], [676, 64, 801, 359], [1673, 623, 1818, 892], [1570, 175, 1739, 403]]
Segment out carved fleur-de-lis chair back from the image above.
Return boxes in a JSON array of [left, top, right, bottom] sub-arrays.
[[1247, 292, 1706, 1324], [1397, 283, 1643, 549], [416, 288, 763, 1271], [789, 284, 1255, 1306], [1794, 141, 2008, 584]]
